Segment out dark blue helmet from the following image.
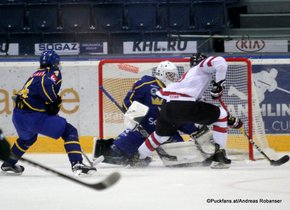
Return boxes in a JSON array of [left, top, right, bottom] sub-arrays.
[[40, 50, 60, 68]]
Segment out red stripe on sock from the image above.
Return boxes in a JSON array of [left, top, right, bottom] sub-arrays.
[[217, 117, 227, 122], [150, 133, 161, 146], [145, 139, 155, 151], [213, 125, 227, 133]]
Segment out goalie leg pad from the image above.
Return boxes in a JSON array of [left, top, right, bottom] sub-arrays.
[[159, 141, 210, 167], [191, 125, 216, 155]]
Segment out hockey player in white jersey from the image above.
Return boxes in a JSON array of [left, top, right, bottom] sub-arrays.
[[137, 53, 243, 168]]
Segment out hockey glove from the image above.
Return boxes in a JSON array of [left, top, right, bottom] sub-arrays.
[[227, 114, 243, 129], [210, 80, 225, 100], [45, 95, 62, 115]]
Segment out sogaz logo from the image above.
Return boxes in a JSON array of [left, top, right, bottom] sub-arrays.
[[35, 43, 79, 55], [236, 40, 265, 52]]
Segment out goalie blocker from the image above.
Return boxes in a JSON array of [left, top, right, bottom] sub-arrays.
[[124, 101, 149, 130]]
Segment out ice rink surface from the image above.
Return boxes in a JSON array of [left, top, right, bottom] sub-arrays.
[[1, 153, 290, 210]]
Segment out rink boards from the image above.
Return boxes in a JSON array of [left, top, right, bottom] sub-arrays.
[[1, 58, 290, 152]]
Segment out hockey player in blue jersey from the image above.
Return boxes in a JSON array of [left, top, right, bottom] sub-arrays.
[[1, 50, 96, 176], [93, 61, 200, 166]]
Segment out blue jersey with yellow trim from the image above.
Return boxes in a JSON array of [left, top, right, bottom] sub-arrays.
[[16, 67, 62, 112], [122, 75, 164, 134]]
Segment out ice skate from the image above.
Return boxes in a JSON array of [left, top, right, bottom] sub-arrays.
[[72, 161, 97, 176], [202, 144, 231, 169], [1, 162, 24, 175], [210, 149, 231, 169]]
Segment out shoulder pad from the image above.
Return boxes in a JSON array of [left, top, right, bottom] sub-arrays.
[[141, 75, 155, 82]]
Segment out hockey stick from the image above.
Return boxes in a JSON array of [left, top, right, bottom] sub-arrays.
[[81, 149, 104, 167], [81, 149, 94, 167], [218, 98, 289, 166], [19, 157, 121, 190], [99, 85, 177, 161]]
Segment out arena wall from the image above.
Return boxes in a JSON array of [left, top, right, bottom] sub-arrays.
[[1, 58, 290, 153]]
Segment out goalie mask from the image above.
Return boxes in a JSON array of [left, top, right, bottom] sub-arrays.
[[190, 53, 207, 67], [155, 61, 178, 86]]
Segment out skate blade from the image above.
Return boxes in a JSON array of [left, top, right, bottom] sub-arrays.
[[73, 169, 97, 177], [0, 170, 23, 176], [210, 162, 230, 169]]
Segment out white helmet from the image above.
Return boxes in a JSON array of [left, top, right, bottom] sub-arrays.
[[155, 61, 178, 86]]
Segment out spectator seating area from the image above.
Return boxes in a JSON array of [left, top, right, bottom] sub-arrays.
[[0, 0, 240, 54]]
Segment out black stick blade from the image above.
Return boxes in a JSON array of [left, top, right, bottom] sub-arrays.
[[270, 155, 290, 166], [90, 172, 121, 190], [20, 157, 121, 190]]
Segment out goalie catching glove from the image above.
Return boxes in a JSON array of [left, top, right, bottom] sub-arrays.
[[124, 101, 149, 130], [227, 114, 243, 129], [210, 80, 225, 100]]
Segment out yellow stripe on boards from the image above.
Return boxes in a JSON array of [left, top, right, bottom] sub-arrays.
[[5, 135, 290, 153], [6, 136, 94, 153]]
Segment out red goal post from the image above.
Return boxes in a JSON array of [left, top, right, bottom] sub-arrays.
[[98, 58, 269, 160]]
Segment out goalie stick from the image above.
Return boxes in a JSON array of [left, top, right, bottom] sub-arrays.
[[19, 157, 121, 190], [218, 98, 289, 166], [99, 85, 177, 162], [81, 149, 104, 167]]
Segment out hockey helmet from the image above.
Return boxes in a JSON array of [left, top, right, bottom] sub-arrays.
[[40, 50, 60, 68], [155, 61, 178, 86], [190, 53, 207, 67]]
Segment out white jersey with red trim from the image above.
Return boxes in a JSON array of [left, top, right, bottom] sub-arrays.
[[157, 56, 228, 102]]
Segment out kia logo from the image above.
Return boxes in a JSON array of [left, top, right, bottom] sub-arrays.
[[236, 40, 265, 52]]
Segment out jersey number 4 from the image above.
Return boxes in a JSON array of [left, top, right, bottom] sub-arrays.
[[18, 78, 34, 99]]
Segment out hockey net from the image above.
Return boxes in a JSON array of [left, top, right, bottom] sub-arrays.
[[98, 58, 269, 160]]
